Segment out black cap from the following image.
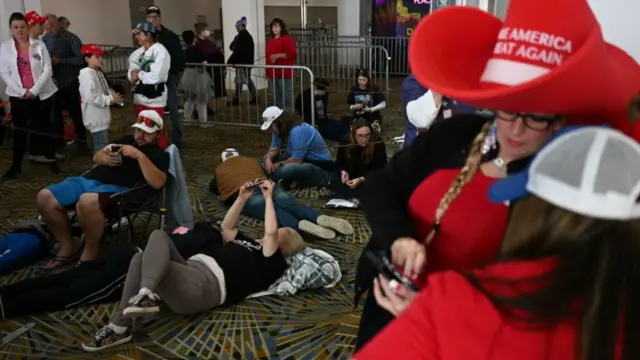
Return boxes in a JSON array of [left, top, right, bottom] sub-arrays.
[[146, 5, 161, 15], [314, 78, 330, 90]]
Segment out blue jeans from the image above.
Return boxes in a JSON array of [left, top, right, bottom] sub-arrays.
[[243, 185, 319, 229], [48, 177, 129, 207], [269, 78, 293, 110], [271, 161, 330, 187], [0, 232, 43, 276], [91, 130, 109, 154], [166, 74, 182, 147]]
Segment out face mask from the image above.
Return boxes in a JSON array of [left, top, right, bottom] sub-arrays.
[[203, 30, 211, 37]]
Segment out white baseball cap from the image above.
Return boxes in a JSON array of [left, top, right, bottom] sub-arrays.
[[132, 110, 163, 133], [490, 126, 640, 220], [261, 106, 283, 131], [221, 148, 240, 162]]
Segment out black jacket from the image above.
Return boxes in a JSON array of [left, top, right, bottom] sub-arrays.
[[295, 88, 329, 123], [228, 30, 255, 65], [157, 26, 185, 74], [354, 114, 531, 304]]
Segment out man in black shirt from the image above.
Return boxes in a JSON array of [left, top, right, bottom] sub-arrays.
[[228, 18, 257, 105], [36, 110, 170, 269], [145, 5, 186, 148]]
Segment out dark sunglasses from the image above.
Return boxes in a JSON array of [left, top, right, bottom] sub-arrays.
[[137, 116, 160, 130], [494, 111, 562, 131]]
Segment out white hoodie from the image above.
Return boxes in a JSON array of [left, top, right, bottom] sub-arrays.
[[127, 42, 171, 108], [78, 67, 114, 133]]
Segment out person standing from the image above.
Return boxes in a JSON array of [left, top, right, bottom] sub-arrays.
[[228, 17, 257, 105], [265, 18, 297, 110], [43, 14, 88, 154], [0, 12, 60, 179], [145, 5, 185, 149], [58, 16, 70, 30], [128, 21, 170, 150]]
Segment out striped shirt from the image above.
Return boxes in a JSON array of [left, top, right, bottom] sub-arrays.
[[42, 29, 84, 88]]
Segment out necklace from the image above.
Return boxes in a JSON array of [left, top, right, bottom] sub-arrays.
[[493, 157, 507, 176]]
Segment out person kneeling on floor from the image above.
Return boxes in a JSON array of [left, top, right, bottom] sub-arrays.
[[210, 149, 353, 239], [36, 110, 170, 269], [82, 180, 305, 352]]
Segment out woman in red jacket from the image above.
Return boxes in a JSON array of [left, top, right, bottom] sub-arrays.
[[354, 126, 640, 360], [265, 18, 297, 110]]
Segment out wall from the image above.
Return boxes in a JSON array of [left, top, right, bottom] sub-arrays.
[[40, 0, 132, 46], [153, 0, 222, 33], [588, 0, 639, 63], [264, 6, 337, 27]]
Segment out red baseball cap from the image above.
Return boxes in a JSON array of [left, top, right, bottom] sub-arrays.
[[409, 1, 640, 130], [24, 11, 47, 26], [81, 44, 107, 56]]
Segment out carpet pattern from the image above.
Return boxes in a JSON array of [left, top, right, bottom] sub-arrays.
[[0, 79, 405, 360]]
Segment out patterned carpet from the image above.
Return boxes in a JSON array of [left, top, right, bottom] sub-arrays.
[[0, 79, 405, 360]]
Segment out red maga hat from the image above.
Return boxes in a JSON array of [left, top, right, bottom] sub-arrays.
[[81, 44, 107, 56], [409, 1, 640, 120], [24, 11, 47, 26]]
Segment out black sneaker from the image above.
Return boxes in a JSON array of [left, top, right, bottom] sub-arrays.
[[122, 292, 160, 317], [81, 326, 132, 352]]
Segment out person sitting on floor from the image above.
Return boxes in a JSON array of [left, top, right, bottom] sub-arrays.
[[347, 68, 386, 133], [295, 78, 349, 142], [36, 110, 170, 269], [331, 118, 387, 202], [261, 107, 334, 188], [0, 221, 232, 320], [82, 179, 305, 352], [210, 148, 353, 239]]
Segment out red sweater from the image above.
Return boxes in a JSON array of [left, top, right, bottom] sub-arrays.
[[354, 259, 597, 360], [265, 35, 297, 79]]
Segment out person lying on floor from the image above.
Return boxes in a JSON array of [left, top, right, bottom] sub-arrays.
[[82, 180, 306, 352], [0, 219, 56, 277], [330, 118, 387, 202], [35, 110, 170, 269], [210, 148, 353, 239], [261, 107, 334, 189], [0, 227, 211, 319]]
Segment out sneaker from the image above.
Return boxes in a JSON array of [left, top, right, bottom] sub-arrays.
[[81, 326, 132, 352], [298, 220, 336, 239], [55, 153, 66, 160], [29, 155, 49, 163], [122, 292, 160, 317], [316, 215, 354, 235]]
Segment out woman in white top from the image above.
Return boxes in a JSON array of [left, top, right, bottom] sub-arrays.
[[0, 12, 59, 179], [128, 21, 170, 149]]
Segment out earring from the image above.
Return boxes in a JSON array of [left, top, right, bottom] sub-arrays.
[[481, 120, 498, 155]]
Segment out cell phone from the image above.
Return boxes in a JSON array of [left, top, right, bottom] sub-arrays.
[[110, 145, 121, 152], [363, 250, 420, 292]]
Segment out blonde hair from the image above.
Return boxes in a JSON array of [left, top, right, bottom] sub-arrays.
[[425, 121, 493, 244], [280, 227, 306, 256]]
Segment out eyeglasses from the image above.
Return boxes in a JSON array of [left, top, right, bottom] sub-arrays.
[[495, 111, 561, 131], [137, 116, 159, 130], [355, 133, 371, 140]]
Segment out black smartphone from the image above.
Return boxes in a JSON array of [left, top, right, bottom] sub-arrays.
[[363, 250, 420, 292], [111, 145, 121, 153]]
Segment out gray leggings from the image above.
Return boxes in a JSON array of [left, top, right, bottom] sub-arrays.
[[112, 230, 222, 327]]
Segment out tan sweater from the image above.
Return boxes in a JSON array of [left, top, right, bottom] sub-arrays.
[[215, 156, 267, 201]]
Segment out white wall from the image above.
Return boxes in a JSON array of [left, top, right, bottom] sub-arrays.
[[588, 0, 640, 63], [265, 0, 336, 6], [40, 0, 132, 46], [154, 0, 222, 34]]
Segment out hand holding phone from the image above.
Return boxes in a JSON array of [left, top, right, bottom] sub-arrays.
[[364, 250, 421, 292]]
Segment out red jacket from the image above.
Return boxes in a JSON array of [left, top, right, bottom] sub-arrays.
[[354, 259, 603, 360], [265, 35, 297, 79]]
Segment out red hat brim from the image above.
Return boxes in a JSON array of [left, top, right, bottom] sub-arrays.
[[409, 6, 640, 119]]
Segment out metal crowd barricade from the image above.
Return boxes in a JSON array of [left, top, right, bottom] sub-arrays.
[[182, 63, 315, 128], [296, 44, 390, 96], [99, 46, 137, 84]]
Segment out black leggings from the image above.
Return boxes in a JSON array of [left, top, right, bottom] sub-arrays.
[[9, 96, 56, 166], [0, 245, 137, 319]]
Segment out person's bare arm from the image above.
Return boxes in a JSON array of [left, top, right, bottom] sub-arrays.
[[260, 190, 279, 257], [220, 196, 246, 243], [137, 154, 167, 189]]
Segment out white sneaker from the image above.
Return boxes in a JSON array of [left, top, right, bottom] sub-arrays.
[[298, 220, 336, 239]]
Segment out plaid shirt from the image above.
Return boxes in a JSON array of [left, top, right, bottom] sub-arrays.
[[42, 29, 84, 88]]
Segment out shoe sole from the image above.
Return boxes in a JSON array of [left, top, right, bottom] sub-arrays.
[[81, 334, 133, 353], [122, 306, 160, 317], [317, 215, 354, 235], [298, 220, 336, 239]]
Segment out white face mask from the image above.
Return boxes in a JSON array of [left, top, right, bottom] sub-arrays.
[[203, 30, 211, 37]]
